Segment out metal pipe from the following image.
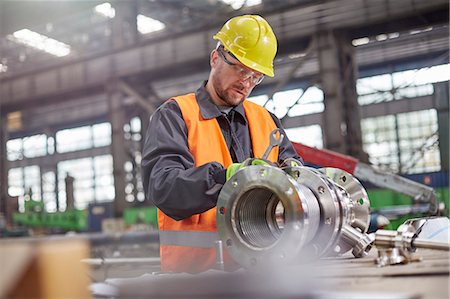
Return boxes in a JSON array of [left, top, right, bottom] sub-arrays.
[[81, 257, 160, 266], [217, 165, 372, 269], [412, 238, 450, 251]]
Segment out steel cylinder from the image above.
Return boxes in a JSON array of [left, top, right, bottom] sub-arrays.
[[216, 165, 372, 268]]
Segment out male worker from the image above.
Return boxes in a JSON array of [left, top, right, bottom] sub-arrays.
[[141, 15, 302, 273]]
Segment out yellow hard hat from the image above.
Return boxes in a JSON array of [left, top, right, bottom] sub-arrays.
[[213, 15, 277, 77]]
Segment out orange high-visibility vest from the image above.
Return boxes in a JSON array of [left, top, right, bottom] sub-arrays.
[[158, 93, 278, 273]]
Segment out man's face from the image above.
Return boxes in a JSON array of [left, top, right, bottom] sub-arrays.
[[209, 47, 264, 107]]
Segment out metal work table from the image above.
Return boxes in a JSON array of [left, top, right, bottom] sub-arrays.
[[91, 247, 449, 298]]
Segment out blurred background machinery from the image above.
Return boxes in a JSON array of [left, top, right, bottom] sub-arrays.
[[0, 0, 448, 236]]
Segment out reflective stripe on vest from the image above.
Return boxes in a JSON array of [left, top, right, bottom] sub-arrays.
[[159, 230, 219, 248]]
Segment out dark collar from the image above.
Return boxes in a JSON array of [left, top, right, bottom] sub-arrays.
[[195, 81, 247, 122]]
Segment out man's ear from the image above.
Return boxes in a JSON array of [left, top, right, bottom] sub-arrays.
[[210, 50, 219, 67]]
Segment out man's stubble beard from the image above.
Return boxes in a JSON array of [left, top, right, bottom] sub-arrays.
[[212, 69, 247, 107]]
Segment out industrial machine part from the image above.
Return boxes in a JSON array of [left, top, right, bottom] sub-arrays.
[[374, 216, 450, 267], [216, 164, 373, 269], [292, 143, 438, 215]]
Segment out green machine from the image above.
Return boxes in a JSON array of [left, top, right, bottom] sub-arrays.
[[13, 200, 87, 231], [123, 206, 158, 229]]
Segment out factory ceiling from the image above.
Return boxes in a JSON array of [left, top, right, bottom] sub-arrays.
[[0, 0, 448, 113]]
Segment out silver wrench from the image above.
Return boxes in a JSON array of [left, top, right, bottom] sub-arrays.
[[261, 128, 284, 160]]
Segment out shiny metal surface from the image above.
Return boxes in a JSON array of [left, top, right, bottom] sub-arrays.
[[321, 168, 370, 232], [217, 165, 372, 268], [374, 217, 450, 266], [217, 166, 310, 268], [321, 168, 371, 256]]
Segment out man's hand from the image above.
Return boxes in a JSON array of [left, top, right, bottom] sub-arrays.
[[280, 158, 303, 168], [226, 158, 270, 180]]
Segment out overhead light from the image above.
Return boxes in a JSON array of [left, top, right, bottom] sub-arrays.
[[221, 0, 262, 10], [137, 15, 165, 34], [376, 34, 388, 41], [352, 37, 370, 46], [7, 29, 71, 57], [289, 52, 307, 59], [0, 63, 7, 73], [95, 2, 115, 18], [94, 2, 165, 34], [388, 32, 400, 39], [410, 27, 433, 35]]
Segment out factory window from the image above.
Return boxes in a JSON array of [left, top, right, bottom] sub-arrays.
[[397, 109, 440, 174], [24, 166, 41, 202], [285, 125, 323, 149], [124, 116, 145, 202], [6, 138, 22, 161], [7, 168, 24, 211], [23, 134, 47, 158], [266, 89, 303, 119], [93, 122, 112, 147], [357, 74, 393, 105], [42, 171, 57, 212], [7, 134, 49, 161], [287, 87, 324, 117], [57, 155, 114, 210], [362, 115, 399, 173], [357, 64, 450, 105], [361, 109, 440, 174], [94, 155, 115, 202], [247, 94, 268, 106], [7, 166, 41, 212], [248, 87, 324, 119], [56, 126, 93, 153], [56, 122, 111, 153]]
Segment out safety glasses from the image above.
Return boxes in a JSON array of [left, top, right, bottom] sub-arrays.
[[217, 46, 264, 85]]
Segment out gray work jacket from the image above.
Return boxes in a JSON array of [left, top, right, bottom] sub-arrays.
[[141, 82, 302, 220]]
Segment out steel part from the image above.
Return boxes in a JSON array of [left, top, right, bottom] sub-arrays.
[[215, 240, 225, 271], [374, 217, 450, 266], [320, 168, 371, 256], [375, 229, 415, 251], [375, 247, 419, 267], [217, 165, 372, 268], [354, 163, 438, 214], [404, 216, 450, 243], [340, 225, 374, 257], [292, 142, 438, 215], [217, 166, 314, 268], [412, 238, 450, 251], [376, 217, 450, 252], [261, 128, 284, 160], [286, 166, 341, 256], [81, 257, 160, 266]]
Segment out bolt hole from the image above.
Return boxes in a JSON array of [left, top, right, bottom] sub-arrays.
[[226, 239, 232, 247], [318, 186, 325, 194], [219, 207, 226, 214]]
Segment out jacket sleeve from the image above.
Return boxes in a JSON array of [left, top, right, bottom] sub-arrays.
[[141, 100, 226, 221], [269, 112, 304, 165]]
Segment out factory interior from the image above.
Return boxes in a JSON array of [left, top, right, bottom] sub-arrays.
[[0, 0, 449, 298]]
